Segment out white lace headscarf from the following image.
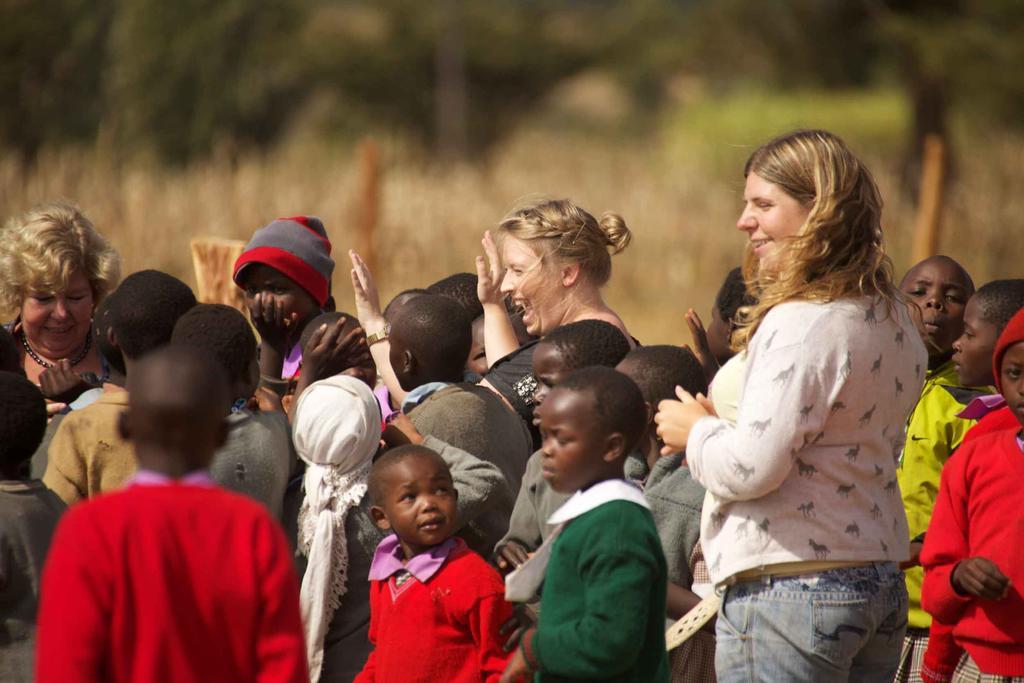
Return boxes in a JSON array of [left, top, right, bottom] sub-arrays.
[[293, 375, 382, 683]]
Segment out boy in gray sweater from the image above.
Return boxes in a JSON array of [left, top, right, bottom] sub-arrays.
[[170, 304, 294, 519], [0, 372, 66, 683]]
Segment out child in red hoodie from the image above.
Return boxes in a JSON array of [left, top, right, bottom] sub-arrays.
[[921, 307, 1024, 680], [35, 347, 307, 683], [356, 445, 512, 683]]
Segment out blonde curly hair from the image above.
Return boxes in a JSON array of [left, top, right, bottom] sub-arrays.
[[733, 130, 898, 350], [496, 198, 632, 287], [0, 203, 121, 315]]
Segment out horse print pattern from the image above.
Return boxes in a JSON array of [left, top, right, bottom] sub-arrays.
[[836, 483, 856, 499], [796, 458, 817, 478], [749, 418, 772, 437], [809, 539, 830, 559], [732, 462, 755, 481]]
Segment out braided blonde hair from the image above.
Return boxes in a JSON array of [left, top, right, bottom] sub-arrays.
[[733, 130, 898, 350], [496, 198, 631, 287]]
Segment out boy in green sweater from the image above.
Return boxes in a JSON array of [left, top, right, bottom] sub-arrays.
[[500, 367, 669, 683]]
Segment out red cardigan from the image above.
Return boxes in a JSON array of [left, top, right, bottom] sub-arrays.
[[36, 484, 307, 683], [355, 545, 512, 682], [921, 430, 1024, 676], [922, 407, 1024, 682]]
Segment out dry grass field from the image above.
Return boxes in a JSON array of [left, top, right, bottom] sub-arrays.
[[2, 90, 1021, 343]]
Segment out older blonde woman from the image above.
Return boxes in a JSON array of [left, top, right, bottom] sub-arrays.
[[0, 203, 120, 410], [656, 130, 927, 681]]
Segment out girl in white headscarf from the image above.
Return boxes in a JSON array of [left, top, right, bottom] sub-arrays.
[[293, 375, 383, 683]]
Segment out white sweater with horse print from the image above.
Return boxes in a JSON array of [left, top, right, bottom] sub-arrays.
[[687, 296, 928, 584]]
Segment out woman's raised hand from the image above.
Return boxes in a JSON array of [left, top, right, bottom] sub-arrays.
[[349, 250, 385, 331], [655, 386, 713, 455], [475, 230, 504, 307]]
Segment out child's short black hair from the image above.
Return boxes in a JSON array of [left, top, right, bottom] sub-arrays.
[[557, 366, 647, 455], [0, 371, 47, 470], [974, 279, 1024, 333], [299, 311, 358, 353], [618, 345, 708, 406], [391, 294, 472, 382], [0, 326, 20, 375], [109, 270, 197, 360], [383, 288, 431, 322], [368, 444, 451, 505], [715, 267, 754, 324], [428, 273, 484, 322], [170, 304, 256, 386], [93, 293, 127, 376], [542, 319, 631, 371]]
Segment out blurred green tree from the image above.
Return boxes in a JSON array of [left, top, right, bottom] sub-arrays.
[[1, 0, 1022, 165], [298, 0, 613, 157], [104, 0, 305, 164], [0, 0, 114, 163]]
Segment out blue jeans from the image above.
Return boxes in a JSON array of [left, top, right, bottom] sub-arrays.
[[715, 562, 908, 683]]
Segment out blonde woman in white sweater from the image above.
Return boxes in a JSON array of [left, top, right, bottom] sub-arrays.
[[656, 130, 927, 682]]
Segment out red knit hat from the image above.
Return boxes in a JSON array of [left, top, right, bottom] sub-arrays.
[[233, 216, 334, 306], [993, 307, 1024, 393]]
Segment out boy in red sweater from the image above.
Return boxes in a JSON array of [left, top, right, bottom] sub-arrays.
[[921, 308, 1024, 680], [356, 444, 512, 682], [35, 347, 307, 683]]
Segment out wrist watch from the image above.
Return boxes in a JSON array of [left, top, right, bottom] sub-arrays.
[[366, 323, 391, 347]]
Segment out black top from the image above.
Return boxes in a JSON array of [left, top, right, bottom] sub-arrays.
[[483, 340, 540, 441]]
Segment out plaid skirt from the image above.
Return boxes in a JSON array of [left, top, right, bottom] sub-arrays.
[[671, 629, 716, 683], [896, 628, 931, 682]]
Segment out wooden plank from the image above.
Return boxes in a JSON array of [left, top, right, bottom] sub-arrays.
[[190, 238, 246, 311]]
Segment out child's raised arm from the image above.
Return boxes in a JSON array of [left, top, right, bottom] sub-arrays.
[[422, 434, 512, 529], [476, 231, 521, 367], [349, 249, 408, 404]]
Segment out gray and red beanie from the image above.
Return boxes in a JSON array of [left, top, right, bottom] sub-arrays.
[[233, 216, 334, 307]]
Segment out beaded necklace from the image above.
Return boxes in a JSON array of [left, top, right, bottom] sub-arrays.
[[19, 326, 92, 369]]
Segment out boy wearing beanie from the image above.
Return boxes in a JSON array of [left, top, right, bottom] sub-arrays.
[[233, 216, 335, 384]]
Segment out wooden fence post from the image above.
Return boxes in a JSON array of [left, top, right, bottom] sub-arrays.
[[911, 134, 947, 263], [190, 238, 246, 312]]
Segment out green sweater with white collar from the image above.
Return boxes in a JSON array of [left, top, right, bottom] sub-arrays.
[[533, 498, 668, 683]]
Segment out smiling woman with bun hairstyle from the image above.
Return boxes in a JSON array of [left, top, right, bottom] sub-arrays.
[[476, 198, 635, 425]]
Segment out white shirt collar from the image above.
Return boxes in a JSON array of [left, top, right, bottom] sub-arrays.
[[547, 478, 650, 526]]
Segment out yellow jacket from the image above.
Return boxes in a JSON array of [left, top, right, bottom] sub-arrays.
[[898, 360, 989, 629]]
